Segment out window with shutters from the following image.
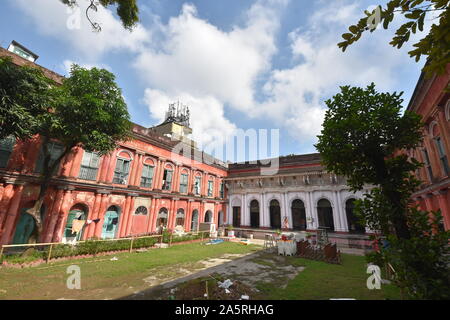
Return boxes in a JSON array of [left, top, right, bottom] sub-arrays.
[[422, 148, 434, 182], [35, 141, 64, 174], [179, 173, 188, 193], [220, 182, 225, 198], [194, 176, 201, 195], [162, 169, 173, 190], [140, 164, 154, 188], [79, 151, 100, 180], [207, 180, 213, 197], [0, 136, 15, 168], [113, 158, 131, 184], [435, 137, 449, 176]]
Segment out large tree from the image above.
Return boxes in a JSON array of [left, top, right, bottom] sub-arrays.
[[316, 83, 422, 239], [338, 0, 450, 76], [315, 83, 450, 299], [27, 64, 132, 241], [61, 0, 140, 31], [0, 57, 54, 140]]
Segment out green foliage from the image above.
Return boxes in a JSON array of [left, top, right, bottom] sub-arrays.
[[61, 0, 139, 31], [338, 1, 450, 76], [162, 230, 209, 243], [316, 83, 423, 191], [3, 237, 159, 264], [47, 64, 132, 156], [316, 83, 450, 299], [375, 209, 450, 299], [0, 57, 54, 140]]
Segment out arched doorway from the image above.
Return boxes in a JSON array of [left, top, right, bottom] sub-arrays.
[[12, 206, 46, 244], [218, 211, 224, 227], [156, 208, 168, 232], [63, 204, 88, 242], [204, 210, 213, 223], [345, 199, 365, 233], [12, 210, 35, 244], [176, 209, 185, 227], [317, 199, 334, 231], [101, 206, 120, 239], [250, 200, 260, 228], [191, 209, 199, 231], [269, 199, 281, 229], [292, 199, 306, 230]]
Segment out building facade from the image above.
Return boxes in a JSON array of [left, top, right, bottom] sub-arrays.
[[407, 64, 450, 230], [225, 154, 374, 248]]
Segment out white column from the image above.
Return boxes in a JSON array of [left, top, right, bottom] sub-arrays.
[[263, 192, 270, 227], [259, 193, 263, 227], [241, 194, 246, 226], [331, 191, 343, 232], [337, 191, 348, 232], [261, 192, 266, 227], [227, 198, 232, 225], [308, 191, 318, 229]]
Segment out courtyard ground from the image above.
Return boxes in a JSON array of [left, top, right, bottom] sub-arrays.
[[0, 242, 400, 300]]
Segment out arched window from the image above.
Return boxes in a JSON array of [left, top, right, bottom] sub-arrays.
[[63, 204, 88, 242], [0, 136, 15, 168], [102, 206, 120, 239], [176, 209, 185, 226], [317, 199, 334, 231], [292, 199, 306, 231], [113, 152, 132, 185], [250, 200, 260, 228], [345, 199, 365, 233], [191, 209, 199, 231], [157, 208, 168, 230], [269, 199, 281, 229], [135, 206, 148, 215], [204, 210, 213, 223]]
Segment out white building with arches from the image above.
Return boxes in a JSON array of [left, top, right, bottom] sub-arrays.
[[225, 153, 372, 248]]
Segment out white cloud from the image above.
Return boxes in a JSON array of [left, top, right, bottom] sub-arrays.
[[11, 0, 150, 59], [135, 1, 285, 111], [253, 0, 430, 145]]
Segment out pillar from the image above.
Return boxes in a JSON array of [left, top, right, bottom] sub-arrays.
[[105, 150, 119, 183], [147, 197, 157, 233], [0, 183, 15, 234], [43, 188, 65, 242], [0, 184, 24, 244], [98, 153, 111, 183], [93, 193, 109, 238], [125, 196, 136, 236], [119, 195, 132, 237], [52, 188, 74, 243], [150, 198, 160, 232], [85, 192, 102, 239]]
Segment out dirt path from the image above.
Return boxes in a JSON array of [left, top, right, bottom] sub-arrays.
[[121, 248, 305, 300]]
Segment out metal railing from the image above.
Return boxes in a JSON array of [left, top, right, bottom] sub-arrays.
[[0, 231, 209, 265]]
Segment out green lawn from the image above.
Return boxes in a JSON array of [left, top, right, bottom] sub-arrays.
[[0, 243, 401, 300], [259, 254, 401, 300], [0, 242, 260, 300]]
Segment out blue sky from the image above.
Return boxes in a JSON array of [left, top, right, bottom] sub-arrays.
[[0, 0, 428, 162]]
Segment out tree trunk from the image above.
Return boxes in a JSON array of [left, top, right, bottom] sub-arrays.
[[25, 138, 71, 243]]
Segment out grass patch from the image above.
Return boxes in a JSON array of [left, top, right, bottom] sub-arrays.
[[0, 242, 260, 300], [257, 254, 401, 300]]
